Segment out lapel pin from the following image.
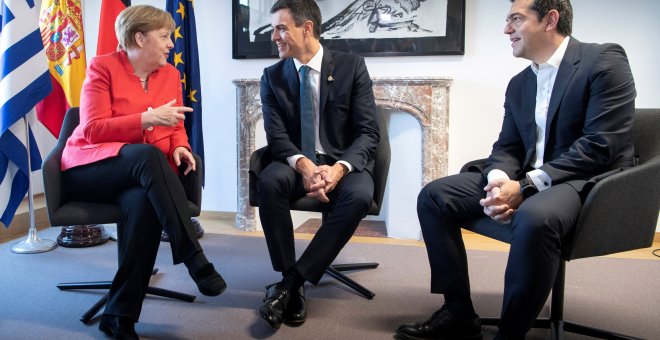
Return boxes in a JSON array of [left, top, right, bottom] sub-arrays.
[[327, 75, 334, 82]]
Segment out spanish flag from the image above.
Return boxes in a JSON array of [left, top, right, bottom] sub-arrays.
[[35, 0, 87, 139], [97, 0, 131, 55]]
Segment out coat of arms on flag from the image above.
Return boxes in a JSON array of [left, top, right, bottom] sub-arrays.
[[36, 0, 86, 139]]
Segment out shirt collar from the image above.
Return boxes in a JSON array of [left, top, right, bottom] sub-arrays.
[[531, 36, 570, 74], [294, 45, 324, 73]]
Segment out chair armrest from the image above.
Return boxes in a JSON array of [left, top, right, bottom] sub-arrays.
[[41, 147, 65, 225], [567, 155, 660, 259], [248, 146, 272, 207], [180, 153, 203, 216]]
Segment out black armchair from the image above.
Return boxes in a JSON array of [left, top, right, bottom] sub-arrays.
[[42, 107, 202, 323], [248, 108, 391, 299], [459, 108, 660, 339]]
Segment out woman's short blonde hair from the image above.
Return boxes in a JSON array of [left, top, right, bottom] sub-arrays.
[[115, 5, 175, 50]]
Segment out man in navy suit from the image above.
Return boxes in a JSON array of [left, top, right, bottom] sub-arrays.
[[396, 0, 636, 339], [256, 0, 380, 330]]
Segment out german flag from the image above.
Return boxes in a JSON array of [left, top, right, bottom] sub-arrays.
[[97, 0, 131, 55]]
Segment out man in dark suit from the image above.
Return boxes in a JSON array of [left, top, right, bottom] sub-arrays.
[[256, 0, 380, 330], [396, 0, 636, 339]]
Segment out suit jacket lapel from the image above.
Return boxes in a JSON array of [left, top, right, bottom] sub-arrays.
[[285, 59, 300, 111], [319, 49, 334, 118], [522, 69, 537, 150], [545, 38, 580, 142]]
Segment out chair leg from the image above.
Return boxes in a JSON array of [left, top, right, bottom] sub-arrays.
[[58, 268, 196, 324], [562, 321, 644, 340], [57, 281, 112, 290], [146, 287, 196, 302], [550, 261, 566, 340], [80, 293, 109, 324], [324, 262, 378, 299], [481, 261, 643, 339]]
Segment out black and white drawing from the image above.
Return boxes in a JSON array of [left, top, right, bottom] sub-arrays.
[[232, 0, 465, 59]]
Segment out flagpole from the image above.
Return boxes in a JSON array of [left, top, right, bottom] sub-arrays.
[[10, 116, 57, 254]]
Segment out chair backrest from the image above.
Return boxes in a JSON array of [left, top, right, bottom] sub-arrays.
[[42, 107, 203, 227], [365, 107, 391, 215], [632, 108, 660, 165], [249, 107, 391, 216], [567, 108, 660, 259], [41, 107, 118, 226]]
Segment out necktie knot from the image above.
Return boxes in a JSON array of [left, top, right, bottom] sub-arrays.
[[300, 65, 310, 78]]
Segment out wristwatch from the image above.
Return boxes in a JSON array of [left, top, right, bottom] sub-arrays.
[[519, 178, 538, 198]]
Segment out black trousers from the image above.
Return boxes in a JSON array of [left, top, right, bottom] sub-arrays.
[[417, 172, 582, 337], [256, 160, 374, 284], [62, 144, 202, 321]]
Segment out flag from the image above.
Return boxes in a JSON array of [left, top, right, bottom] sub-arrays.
[[167, 0, 204, 184], [97, 0, 130, 55], [35, 0, 86, 139], [1, 0, 53, 227]]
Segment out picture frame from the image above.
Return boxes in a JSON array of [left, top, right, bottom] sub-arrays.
[[232, 0, 466, 59]]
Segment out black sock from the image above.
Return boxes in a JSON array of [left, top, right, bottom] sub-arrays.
[[279, 268, 305, 293], [444, 293, 477, 319], [184, 251, 209, 273]]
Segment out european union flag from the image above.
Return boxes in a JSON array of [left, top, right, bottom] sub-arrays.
[[167, 0, 204, 184]]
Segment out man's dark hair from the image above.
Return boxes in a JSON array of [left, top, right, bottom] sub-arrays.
[[270, 0, 322, 39], [512, 0, 573, 36]]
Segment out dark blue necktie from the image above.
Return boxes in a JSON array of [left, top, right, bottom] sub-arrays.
[[299, 65, 316, 161]]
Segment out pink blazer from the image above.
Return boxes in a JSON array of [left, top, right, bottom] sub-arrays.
[[61, 51, 190, 173]]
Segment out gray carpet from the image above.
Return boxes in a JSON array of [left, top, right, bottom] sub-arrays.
[[1, 227, 659, 340]]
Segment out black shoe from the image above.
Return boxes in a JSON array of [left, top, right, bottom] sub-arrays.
[[258, 283, 291, 329], [189, 263, 227, 296], [396, 305, 482, 340], [99, 314, 139, 340], [283, 285, 306, 325]]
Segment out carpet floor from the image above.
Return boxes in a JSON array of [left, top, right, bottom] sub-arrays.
[[1, 227, 659, 339]]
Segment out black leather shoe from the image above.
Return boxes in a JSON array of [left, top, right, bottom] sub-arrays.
[[283, 285, 306, 325], [189, 263, 227, 296], [396, 305, 482, 340], [99, 314, 139, 340], [258, 284, 291, 329]]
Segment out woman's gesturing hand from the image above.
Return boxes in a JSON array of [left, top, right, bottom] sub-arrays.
[[142, 99, 193, 129]]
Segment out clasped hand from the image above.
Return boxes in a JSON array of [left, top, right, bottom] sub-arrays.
[[142, 99, 193, 129], [296, 158, 346, 203], [479, 178, 524, 222]]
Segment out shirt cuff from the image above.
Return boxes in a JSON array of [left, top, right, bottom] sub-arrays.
[[487, 169, 510, 183], [527, 169, 552, 191], [287, 154, 305, 169], [337, 160, 353, 173]]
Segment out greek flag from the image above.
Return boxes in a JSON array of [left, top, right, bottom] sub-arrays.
[[0, 0, 52, 227]]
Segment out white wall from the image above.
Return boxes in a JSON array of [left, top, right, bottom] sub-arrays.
[[80, 0, 660, 234]]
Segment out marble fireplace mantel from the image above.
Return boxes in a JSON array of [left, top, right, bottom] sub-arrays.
[[233, 77, 452, 231]]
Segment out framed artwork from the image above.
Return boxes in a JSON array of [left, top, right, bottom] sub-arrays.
[[232, 0, 466, 59]]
